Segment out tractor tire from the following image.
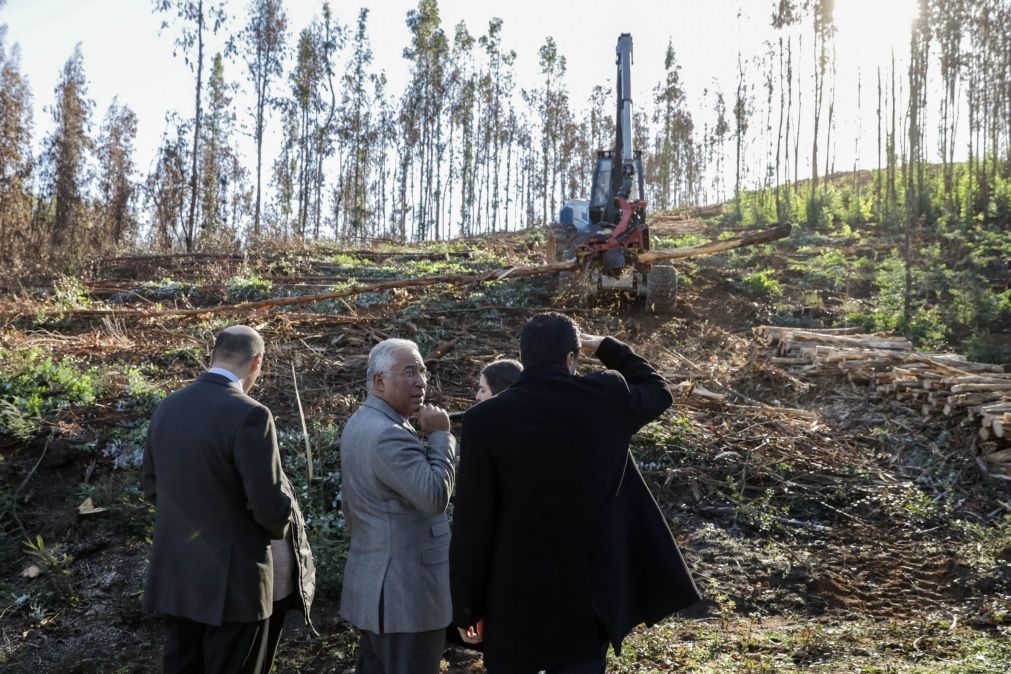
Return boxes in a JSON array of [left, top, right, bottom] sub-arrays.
[[646, 264, 677, 314], [547, 223, 578, 262], [601, 247, 626, 270]]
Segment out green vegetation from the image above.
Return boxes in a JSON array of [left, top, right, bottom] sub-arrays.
[[734, 270, 784, 299], [277, 423, 348, 597], [0, 348, 102, 440], [226, 272, 274, 301], [704, 163, 1011, 355]]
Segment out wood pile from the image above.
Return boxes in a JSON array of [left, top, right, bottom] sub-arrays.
[[755, 326, 1011, 477]]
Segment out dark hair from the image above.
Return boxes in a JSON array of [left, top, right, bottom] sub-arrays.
[[211, 326, 264, 366], [519, 312, 579, 368], [481, 359, 523, 395]]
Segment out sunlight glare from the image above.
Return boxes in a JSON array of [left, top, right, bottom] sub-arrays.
[[834, 0, 920, 57]]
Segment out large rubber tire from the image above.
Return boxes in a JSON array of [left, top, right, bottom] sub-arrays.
[[646, 264, 677, 314], [547, 223, 578, 262]]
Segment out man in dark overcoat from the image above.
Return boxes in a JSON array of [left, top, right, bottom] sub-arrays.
[[143, 326, 293, 673], [450, 312, 701, 674]]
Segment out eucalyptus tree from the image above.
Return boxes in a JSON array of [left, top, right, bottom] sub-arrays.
[[153, 0, 230, 251], [285, 8, 344, 239], [199, 52, 242, 239], [733, 53, 751, 215], [241, 0, 286, 237], [535, 36, 568, 226], [96, 98, 138, 248], [0, 28, 34, 263], [338, 7, 375, 237], [928, 0, 964, 212], [710, 90, 731, 202], [809, 0, 835, 198], [771, 0, 800, 221], [902, 0, 931, 328], [145, 118, 190, 250], [446, 21, 475, 235], [46, 45, 93, 258], [477, 17, 515, 232], [402, 0, 448, 240], [653, 40, 695, 211]]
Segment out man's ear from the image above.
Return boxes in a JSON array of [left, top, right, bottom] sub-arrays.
[[373, 372, 385, 393], [566, 351, 578, 374], [250, 352, 264, 373]]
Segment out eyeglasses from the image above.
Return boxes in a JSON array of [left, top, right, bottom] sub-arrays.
[[391, 366, 428, 380]]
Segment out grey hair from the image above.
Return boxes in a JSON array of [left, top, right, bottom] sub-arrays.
[[366, 338, 419, 393]]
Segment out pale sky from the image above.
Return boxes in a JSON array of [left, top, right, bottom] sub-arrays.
[[1, 0, 921, 191]]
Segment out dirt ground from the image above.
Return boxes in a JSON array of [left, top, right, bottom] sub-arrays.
[[1, 224, 1009, 672]]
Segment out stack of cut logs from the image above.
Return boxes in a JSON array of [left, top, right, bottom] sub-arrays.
[[755, 326, 1011, 474]]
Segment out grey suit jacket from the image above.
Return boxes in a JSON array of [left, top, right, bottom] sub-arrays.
[[339, 395, 457, 633], [142, 373, 292, 626]]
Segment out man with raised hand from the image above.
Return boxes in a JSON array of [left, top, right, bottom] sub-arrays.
[[339, 338, 457, 674], [451, 312, 701, 674], [143, 325, 292, 674]]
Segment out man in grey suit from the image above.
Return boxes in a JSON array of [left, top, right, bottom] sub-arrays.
[[143, 326, 292, 674], [340, 338, 457, 674]]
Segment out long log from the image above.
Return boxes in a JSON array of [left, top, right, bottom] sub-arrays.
[[949, 382, 1011, 394], [58, 224, 793, 318], [779, 332, 912, 351], [637, 223, 792, 263]]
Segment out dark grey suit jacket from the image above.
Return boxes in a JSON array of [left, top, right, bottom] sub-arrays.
[[142, 372, 292, 626]]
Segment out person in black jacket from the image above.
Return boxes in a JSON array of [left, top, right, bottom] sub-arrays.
[[450, 312, 700, 674]]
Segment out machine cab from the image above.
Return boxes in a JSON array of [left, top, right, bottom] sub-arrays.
[[588, 149, 645, 226]]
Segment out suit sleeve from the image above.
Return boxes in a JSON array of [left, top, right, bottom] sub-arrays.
[[372, 426, 456, 516], [234, 405, 292, 539], [450, 410, 496, 627], [596, 337, 674, 433]]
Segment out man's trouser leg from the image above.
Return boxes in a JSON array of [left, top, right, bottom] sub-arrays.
[[260, 594, 297, 674], [354, 628, 445, 674], [545, 655, 607, 674], [163, 616, 204, 674], [203, 617, 271, 674]]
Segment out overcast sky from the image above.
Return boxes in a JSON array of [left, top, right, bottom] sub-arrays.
[[1, 0, 921, 185]]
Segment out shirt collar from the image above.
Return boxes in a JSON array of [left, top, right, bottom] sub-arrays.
[[207, 367, 243, 391], [364, 394, 414, 430]]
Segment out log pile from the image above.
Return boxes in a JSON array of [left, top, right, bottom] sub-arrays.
[[755, 326, 1011, 476]]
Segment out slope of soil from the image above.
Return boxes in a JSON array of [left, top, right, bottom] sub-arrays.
[[0, 226, 1008, 673]]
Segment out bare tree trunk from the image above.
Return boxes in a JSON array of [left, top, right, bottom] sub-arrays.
[[186, 1, 206, 252]]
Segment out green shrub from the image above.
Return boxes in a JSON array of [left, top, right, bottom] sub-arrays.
[[227, 273, 274, 301], [734, 270, 783, 298], [0, 349, 101, 438], [789, 248, 852, 292], [965, 333, 1011, 365]]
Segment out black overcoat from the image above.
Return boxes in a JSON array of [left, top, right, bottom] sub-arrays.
[[450, 338, 701, 672]]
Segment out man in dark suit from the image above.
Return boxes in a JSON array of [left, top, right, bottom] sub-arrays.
[[143, 325, 293, 674], [450, 312, 701, 674]]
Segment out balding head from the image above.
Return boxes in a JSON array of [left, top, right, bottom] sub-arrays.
[[210, 326, 266, 391]]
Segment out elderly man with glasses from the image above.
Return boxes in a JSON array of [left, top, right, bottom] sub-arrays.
[[338, 338, 457, 674]]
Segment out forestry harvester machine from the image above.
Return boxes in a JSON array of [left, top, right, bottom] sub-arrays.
[[547, 33, 677, 312]]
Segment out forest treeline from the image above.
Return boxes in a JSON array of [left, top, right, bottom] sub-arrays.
[[0, 0, 1009, 268]]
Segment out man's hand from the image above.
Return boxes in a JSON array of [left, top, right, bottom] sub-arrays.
[[418, 404, 451, 433], [579, 333, 606, 354], [457, 622, 483, 644]]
